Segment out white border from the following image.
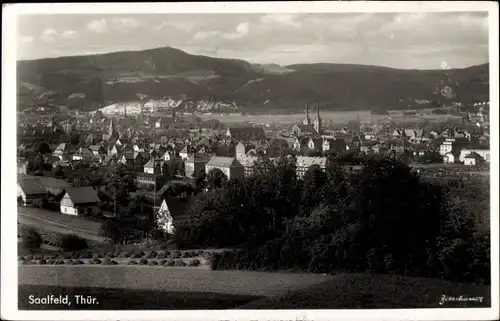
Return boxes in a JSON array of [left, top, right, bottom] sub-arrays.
[[2, 2, 499, 321]]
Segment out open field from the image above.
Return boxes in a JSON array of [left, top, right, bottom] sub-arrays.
[[18, 207, 105, 243], [239, 273, 491, 309], [198, 109, 462, 125], [18, 265, 334, 297], [19, 285, 261, 310]]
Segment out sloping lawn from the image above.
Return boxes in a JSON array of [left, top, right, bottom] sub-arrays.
[[239, 273, 491, 309], [19, 285, 262, 310]]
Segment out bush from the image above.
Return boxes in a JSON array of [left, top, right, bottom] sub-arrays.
[[128, 260, 138, 265], [156, 252, 166, 259], [25, 255, 34, 261], [139, 259, 148, 265], [104, 252, 116, 258], [63, 253, 73, 260], [175, 260, 187, 267], [34, 255, 44, 260], [188, 259, 200, 267], [21, 227, 42, 253], [103, 259, 118, 265], [59, 234, 88, 252], [73, 260, 84, 265], [119, 252, 132, 258], [38, 259, 47, 265], [182, 252, 192, 258], [65, 259, 74, 265], [149, 261, 159, 266], [91, 258, 102, 265], [158, 259, 167, 265], [166, 259, 175, 266], [79, 252, 93, 259], [55, 260, 64, 265], [47, 259, 55, 265], [172, 251, 182, 259], [146, 251, 158, 259], [18, 256, 25, 261]]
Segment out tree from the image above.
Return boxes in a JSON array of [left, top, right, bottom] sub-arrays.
[[59, 234, 88, 251], [206, 168, 228, 189], [100, 219, 137, 245], [21, 227, 42, 254], [161, 162, 172, 178]]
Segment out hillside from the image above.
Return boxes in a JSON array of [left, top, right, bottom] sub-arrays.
[[17, 46, 490, 113]]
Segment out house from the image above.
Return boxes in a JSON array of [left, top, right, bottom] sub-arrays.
[[293, 138, 309, 150], [144, 159, 161, 175], [308, 138, 323, 151], [295, 156, 327, 179], [459, 148, 490, 163], [17, 178, 47, 206], [266, 139, 289, 157], [237, 154, 259, 177], [120, 151, 145, 171], [463, 152, 485, 166], [89, 145, 106, 156], [322, 138, 347, 153], [184, 153, 209, 178], [236, 142, 255, 160], [444, 151, 460, 164], [179, 146, 196, 160], [155, 199, 175, 234], [52, 143, 77, 161], [73, 147, 93, 161], [60, 187, 100, 216], [205, 156, 244, 180], [135, 173, 167, 189], [439, 138, 469, 156]]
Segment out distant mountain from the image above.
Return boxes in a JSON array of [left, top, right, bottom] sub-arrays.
[[17, 46, 489, 113]]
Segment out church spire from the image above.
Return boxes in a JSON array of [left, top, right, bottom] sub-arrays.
[[303, 104, 311, 125], [314, 102, 322, 134]]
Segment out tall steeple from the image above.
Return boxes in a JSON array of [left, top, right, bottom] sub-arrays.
[[303, 104, 311, 125], [314, 102, 322, 134]]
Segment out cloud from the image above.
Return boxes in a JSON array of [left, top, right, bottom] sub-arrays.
[[62, 30, 77, 39], [224, 22, 250, 39], [41, 28, 58, 42], [112, 18, 139, 31], [87, 18, 107, 34], [261, 14, 301, 28], [192, 31, 219, 40]]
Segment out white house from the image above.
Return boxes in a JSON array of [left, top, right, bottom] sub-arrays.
[[459, 148, 490, 163], [60, 187, 100, 216]]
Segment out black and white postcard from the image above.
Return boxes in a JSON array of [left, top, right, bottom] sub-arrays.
[[1, 2, 499, 321]]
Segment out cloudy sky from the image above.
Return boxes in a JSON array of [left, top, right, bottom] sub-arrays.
[[16, 12, 489, 69]]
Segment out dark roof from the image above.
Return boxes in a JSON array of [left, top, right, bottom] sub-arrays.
[[65, 187, 99, 204], [17, 179, 47, 196], [227, 127, 266, 139]]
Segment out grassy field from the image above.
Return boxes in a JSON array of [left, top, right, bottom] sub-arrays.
[[18, 265, 334, 297], [239, 273, 491, 309], [18, 285, 261, 310]]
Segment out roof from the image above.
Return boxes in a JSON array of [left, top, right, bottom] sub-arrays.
[[89, 145, 103, 151], [227, 127, 266, 139], [65, 187, 99, 204], [54, 143, 77, 153], [18, 174, 71, 191], [238, 155, 259, 166], [17, 178, 47, 196], [296, 156, 327, 168], [294, 124, 318, 135], [206, 156, 242, 167], [144, 159, 155, 168], [464, 152, 484, 160], [404, 129, 424, 137]]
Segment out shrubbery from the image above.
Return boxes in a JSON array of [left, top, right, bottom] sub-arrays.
[[59, 234, 88, 252], [178, 157, 490, 284]]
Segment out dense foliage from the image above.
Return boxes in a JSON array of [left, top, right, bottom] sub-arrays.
[[21, 226, 43, 254], [175, 156, 490, 284]]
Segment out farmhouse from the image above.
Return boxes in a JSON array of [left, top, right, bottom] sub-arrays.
[[459, 148, 490, 163], [17, 178, 47, 206], [60, 187, 100, 216], [463, 152, 485, 166], [144, 159, 161, 175], [205, 156, 244, 180]]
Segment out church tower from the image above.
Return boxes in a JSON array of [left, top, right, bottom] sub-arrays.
[[313, 103, 322, 134], [303, 104, 311, 125]]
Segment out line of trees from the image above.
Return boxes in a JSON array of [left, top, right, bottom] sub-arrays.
[[175, 155, 490, 284]]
